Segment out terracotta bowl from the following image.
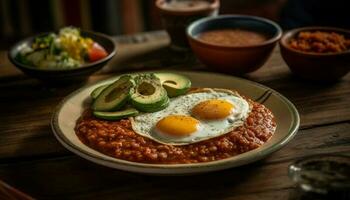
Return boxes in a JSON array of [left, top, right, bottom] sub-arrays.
[[156, 0, 220, 50], [8, 30, 116, 83], [187, 15, 282, 74], [280, 27, 350, 81]]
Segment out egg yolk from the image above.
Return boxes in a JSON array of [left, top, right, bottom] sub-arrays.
[[192, 99, 234, 120], [156, 115, 199, 137]]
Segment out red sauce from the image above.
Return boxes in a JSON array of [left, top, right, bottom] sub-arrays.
[[197, 29, 268, 46], [289, 31, 350, 53]]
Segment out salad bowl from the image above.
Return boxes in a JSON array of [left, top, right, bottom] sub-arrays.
[[8, 30, 116, 82]]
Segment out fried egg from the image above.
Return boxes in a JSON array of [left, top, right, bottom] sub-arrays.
[[130, 88, 251, 145]]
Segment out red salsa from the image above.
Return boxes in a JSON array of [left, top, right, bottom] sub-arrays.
[[289, 31, 350, 53]]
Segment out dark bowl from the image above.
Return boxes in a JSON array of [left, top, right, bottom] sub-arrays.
[[280, 27, 350, 81], [8, 30, 116, 82], [187, 15, 282, 74]]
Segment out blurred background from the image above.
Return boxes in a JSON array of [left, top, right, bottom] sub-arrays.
[[0, 0, 348, 50]]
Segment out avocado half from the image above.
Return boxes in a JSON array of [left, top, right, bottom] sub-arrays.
[[155, 73, 191, 97], [92, 75, 134, 111], [130, 74, 169, 112]]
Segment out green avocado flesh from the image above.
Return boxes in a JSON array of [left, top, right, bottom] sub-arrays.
[[134, 95, 170, 112], [130, 74, 169, 112], [155, 73, 191, 97], [93, 108, 139, 120], [92, 75, 134, 111], [90, 84, 109, 99]]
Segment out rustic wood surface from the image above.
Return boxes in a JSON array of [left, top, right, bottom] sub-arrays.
[[0, 31, 349, 200]]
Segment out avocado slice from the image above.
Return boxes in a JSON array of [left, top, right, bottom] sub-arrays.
[[155, 73, 191, 97], [92, 75, 134, 111], [90, 84, 109, 99], [130, 74, 169, 112], [93, 108, 139, 120], [134, 95, 170, 113]]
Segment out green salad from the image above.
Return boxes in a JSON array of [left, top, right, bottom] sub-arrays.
[[16, 27, 108, 69]]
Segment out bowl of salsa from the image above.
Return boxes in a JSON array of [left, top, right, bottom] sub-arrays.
[[280, 27, 350, 81], [187, 15, 282, 74], [9, 27, 116, 82]]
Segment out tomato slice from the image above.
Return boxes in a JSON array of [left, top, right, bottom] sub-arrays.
[[88, 42, 108, 62]]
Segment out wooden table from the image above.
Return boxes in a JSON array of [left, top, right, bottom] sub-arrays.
[[0, 31, 349, 200]]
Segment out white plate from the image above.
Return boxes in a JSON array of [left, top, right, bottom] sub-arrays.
[[51, 71, 299, 175]]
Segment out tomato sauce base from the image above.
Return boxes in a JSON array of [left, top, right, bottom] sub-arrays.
[[75, 95, 276, 164]]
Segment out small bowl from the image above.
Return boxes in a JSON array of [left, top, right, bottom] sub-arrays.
[[8, 30, 116, 82], [156, 0, 220, 50], [280, 27, 350, 81], [187, 15, 282, 74]]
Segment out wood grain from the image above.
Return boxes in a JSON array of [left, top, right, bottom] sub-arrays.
[[0, 31, 349, 200]]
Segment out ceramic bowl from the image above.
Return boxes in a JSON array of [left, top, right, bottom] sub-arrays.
[[187, 15, 282, 74], [280, 27, 350, 81], [8, 30, 116, 82], [156, 0, 219, 50]]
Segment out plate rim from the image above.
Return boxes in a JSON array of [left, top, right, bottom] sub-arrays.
[[51, 70, 300, 171]]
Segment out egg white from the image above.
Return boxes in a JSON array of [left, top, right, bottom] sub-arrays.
[[130, 88, 251, 145]]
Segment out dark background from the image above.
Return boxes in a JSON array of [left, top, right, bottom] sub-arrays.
[[0, 0, 348, 50]]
